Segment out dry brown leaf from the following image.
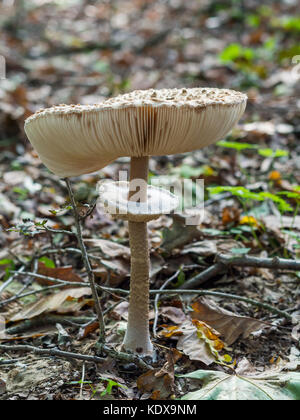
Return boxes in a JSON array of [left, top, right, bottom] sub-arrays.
[[182, 239, 243, 257], [8, 287, 91, 322], [137, 353, 176, 400], [160, 306, 187, 324], [222, 206, 241, 226], [94, 258, 130, 287], [176, 320, 222, 365], [78, 321, 99, 340], [191, 297, 268, 345], [37, 262, 84, 286], [84, 238, 131, 259], [0, 327, 56, 341], [112, 301, 155, 321]]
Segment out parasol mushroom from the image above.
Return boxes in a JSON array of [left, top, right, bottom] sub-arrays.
[[24, 87, 247, 355]]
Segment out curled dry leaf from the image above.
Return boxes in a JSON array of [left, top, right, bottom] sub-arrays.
[[191, 298, 268, 345]]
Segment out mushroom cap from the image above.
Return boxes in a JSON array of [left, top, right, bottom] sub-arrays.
[[25, 88, 247, 177]]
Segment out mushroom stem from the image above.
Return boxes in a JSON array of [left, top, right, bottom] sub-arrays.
[[122, 156, 153, 355]]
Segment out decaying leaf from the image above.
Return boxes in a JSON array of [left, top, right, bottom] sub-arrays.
[[182, 239, 244, 257], [137, 353, 178, 399], [191, 298, 268, 345], [37, 262, 84, 286], [181, 369, 300, 400], [160, 306, 186, 324], [8, 287, 91, 322], [84, 238, 131, 259], [176, 320, 230, 365]]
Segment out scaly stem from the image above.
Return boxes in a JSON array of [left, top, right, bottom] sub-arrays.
[[122, 156, 153, 355]]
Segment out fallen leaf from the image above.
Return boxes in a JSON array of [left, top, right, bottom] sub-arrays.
[[84, 239, 131, 259], [181, 369, 300, 400], [8, 287, 91, 322], [176, 320, 227, 365], [78, 322, 99, 340], [191, 298, 268, 345], [222, 206, 241, 226], [137, 353, 176, 399], [160, 306, 187, 324], [37, 262, 84, 286], [182, 239, 244, 257]]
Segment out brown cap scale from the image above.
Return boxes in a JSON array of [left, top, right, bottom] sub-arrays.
[[25, 88, 247, 356]]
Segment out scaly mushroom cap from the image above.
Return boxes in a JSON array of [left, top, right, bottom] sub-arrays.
[[25, 88, 247, 177]]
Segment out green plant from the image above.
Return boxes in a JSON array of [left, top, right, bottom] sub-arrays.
[[208, 186, 293, 247], [89, 378, 127, 399]]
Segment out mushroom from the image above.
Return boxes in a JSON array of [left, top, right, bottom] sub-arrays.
[[24, 87, 247, 355]]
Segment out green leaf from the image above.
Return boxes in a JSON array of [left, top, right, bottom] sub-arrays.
[[38, 257, 56, 268], [173, 270, 185, 288], [0, 259, 14, 266], [208, 186, 263, 201], [277, 191, 300, 201], [258, 148, 288, 158], [219, 44, 255, 63], [217, 140, 258, 151], [280, 16, 300, 32], [180, 370, 300, 400], [258, 192, 293, 212], [0, 258, 15, 281]]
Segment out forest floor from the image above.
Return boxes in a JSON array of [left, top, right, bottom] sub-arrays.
[[0, 0, 299, 400]]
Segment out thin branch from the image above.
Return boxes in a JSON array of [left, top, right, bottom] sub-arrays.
[[153, 270, 180, 338], [5, 315, 95, 336], [217, 253, 300, 270], [3, 273, 292, 320], [1, 271, 127, 307], [0, 265, 26, 295], [0, 344, 105, 364], [180, 262, 226, 289], [181, 253, 300, 290], [64, 178, 105, 343], [37, 226, 77, 236], [96, 344, 152, 371]]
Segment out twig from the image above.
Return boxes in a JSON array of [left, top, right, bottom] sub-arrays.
[[217, 254, 300, 270], [0, 359, 22, 365], [37, 226, 77, 236], [0, 344, 105, 364], [5, 315, 95, 336], [180, 262, 226, 289], [2, 274, 292, 320], [1, 271, 127, 307], [181, 253, 300, 289], [65, 178, 105, 343], [79, 199, 97, 221], [0, 265, 26, 296], [153, 270, 180, 338], [96, 344, 152, 371], [38, 247, 116, 272]]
